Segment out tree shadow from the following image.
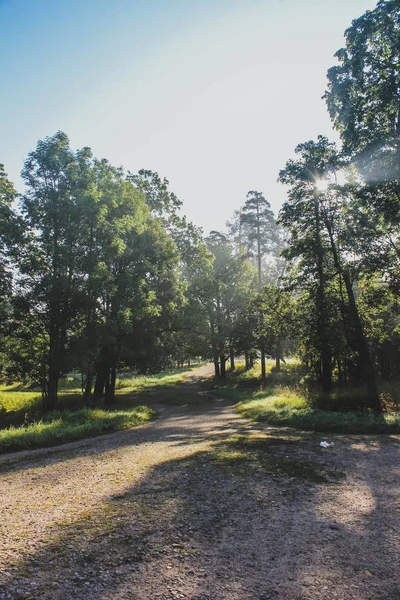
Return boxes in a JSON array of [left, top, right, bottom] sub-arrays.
[[1, 402, 399, 599]]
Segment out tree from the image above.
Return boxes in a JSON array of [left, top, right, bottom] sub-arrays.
[[240, 191, 278, 385], [325, 0, 400, 163], [127, 169, 182, 229], [70, 156, 150, 405], [255, 285, 297, 372], [19, 132, 90, 409], [325, 0, 400, 232], [0, 166, 20, 380], [279, 144, 334, 392], [203, 231, 256, 377], [279, 136, 380, 407]]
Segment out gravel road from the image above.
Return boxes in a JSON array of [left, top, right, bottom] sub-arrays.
[[0, 365, 399, 600]]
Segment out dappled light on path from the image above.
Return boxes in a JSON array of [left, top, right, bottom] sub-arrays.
[[0, 366, 399, 599]]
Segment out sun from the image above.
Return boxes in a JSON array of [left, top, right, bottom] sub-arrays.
[[314, 178, 329, 192]]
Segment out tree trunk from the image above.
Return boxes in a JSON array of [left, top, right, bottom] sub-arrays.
[[83, 372, 93, 407], [322, 207, 379, 409], [321, 349, 332, 394], [213, 357, 220, 377], [230, 350, 235, 371], [314, 196, 332, 392], [104, 364, 117, 406], [46, 369, 59, 411], [261, 347, 266, 388], [337, 359, 343, 386], [275, 340, 281, 372], [220, 355, 226, 378], [342, 271, 380, 410], [94, 370, 106, 398]]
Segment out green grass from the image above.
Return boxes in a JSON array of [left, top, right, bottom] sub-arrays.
[[0, 367, 196, 454], [0, 405, 155, 454], [0, 368, 193, 416], [115, 369, 190, 394], [211, 361, 400, 434]]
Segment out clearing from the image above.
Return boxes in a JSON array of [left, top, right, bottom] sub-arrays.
[[0, 365, 399, 600]]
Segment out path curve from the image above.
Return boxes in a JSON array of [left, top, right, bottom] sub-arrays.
[[0, 365, 399, 600]]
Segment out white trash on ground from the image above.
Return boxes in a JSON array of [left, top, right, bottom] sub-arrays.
[[320, 441, 335, 448]]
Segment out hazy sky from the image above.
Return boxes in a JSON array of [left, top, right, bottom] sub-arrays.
[[1, 0, 378, 234]]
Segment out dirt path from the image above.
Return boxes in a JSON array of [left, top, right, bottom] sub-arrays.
[[0, 365, 399, 600]]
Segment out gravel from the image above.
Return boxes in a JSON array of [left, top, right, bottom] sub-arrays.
[[0, 366, 399, 600]]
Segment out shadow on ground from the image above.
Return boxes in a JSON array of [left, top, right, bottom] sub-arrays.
[[0, 373, 399, 600]]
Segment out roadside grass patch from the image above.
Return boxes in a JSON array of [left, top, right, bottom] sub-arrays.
[[0, 386, 42, 414], [115, 368, 193, 394], [211, 361, 400, 434], [235, 388, 400, 433], [0, 406, 155, 454], [0, 366, 198, 454]]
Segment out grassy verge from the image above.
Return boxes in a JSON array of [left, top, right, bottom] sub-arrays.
[[0, 367, 197, 454], [0, 406, 155, 454], [211, 361, 400, 434]]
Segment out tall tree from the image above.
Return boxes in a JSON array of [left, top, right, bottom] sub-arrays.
[[325, 0, 400, 306], [279, 136, 380, 407], [240, 191, 278, 385], [0, 165, 20, 379], [19, 132, 89, 409], [325, 0, 400, 164], [204, 231, 256, 377]]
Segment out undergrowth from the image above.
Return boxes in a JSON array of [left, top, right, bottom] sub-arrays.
[[211, 360, 400, 434]]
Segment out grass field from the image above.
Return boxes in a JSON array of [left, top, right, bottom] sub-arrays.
[[211, 361, 400, 434], [0, 367, 194, 454]]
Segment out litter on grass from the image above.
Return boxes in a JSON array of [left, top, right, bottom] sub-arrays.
[[320, 441, 334, 448]]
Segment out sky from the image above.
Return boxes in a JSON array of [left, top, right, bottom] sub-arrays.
[[0, 0, 379, 235]]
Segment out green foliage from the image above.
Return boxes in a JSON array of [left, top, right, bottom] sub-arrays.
[[240, 191, 278, 262], [4, 133, 192, 408], [203, 231, 257, 375], [0, 164, 20, 380], [325, 0, 400, 160], [325, 1, 400, 290], [252, 284, 297, 363]]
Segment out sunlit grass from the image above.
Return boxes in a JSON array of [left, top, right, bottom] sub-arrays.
[[236, 389, 400, 433], [0, 367, 195, 454], [0, 368, 193, 414], [115, 369, 190, 394], [211, 361, 400, 434], [0, 406, 155, 454], [0, 387, 41, 413]]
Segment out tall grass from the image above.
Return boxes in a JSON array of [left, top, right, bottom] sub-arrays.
[[0, 406, 155, 454], [211, 360, 400, 434]]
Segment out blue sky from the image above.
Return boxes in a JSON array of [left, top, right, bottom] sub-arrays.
[[1, 0, 378, 233]]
